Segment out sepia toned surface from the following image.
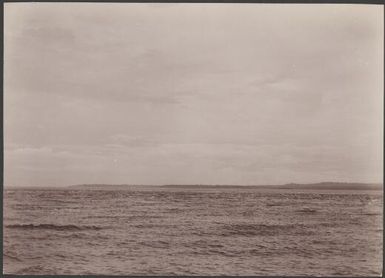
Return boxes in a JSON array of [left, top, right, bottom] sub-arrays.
[[4, 187, 383, 275], [3, 3, 383, 276]]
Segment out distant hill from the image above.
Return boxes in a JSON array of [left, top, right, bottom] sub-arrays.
[[68, 184, 143, 190], [272, 182, 382, 191], [68, 182, 383, 191], [160, 184, 261, 189], [161, 182, 382, 191]]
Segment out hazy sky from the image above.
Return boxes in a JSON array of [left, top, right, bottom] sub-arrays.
[[4, 3, 383, 187]]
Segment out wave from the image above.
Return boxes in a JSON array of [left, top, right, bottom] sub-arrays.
[[219, 223, 314, 237], [5, 223, 103, 231], [266, 202, 285, 207], [362, 212, 380, 216], [139, 240, 171, 248], [4, 252, 22, 262], [15, 265, 46, 275], [296, 208, 318, 214]]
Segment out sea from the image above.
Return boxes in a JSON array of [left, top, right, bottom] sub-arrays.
[[3, 187, 383, 276]]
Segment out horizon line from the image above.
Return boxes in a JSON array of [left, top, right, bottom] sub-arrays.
[[3, 181, 383, 188]]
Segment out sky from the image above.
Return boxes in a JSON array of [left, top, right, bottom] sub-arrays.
[[4, 3, 383, 187]]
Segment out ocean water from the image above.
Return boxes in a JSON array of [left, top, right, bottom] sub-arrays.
[[3, 187, 383, 276]]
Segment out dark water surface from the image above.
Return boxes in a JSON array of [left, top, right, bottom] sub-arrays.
[[3, 188, 383, 275]]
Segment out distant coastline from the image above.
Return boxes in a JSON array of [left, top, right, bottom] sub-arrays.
[[6, 182, 382, 191], [4, 182, 383, 191], [160, 182, 383, 191]]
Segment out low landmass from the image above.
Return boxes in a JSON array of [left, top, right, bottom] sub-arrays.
[[68, 184, 141, 190], [67, 182, 383, 191], [269, 182, 382, 191]]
